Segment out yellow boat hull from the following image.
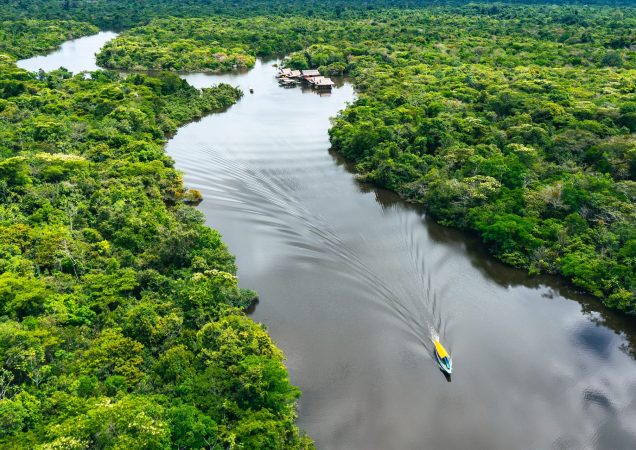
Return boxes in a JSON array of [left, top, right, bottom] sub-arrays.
[[434, 339, 452, 374]]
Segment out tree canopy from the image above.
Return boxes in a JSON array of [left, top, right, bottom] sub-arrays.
[[1, 2, 636, 448], [97, 6, 636, 311], [0, 25, 312, 450]]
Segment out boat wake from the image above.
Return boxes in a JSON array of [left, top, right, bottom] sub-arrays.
[[170, 78, 453, 374], [187, 142, 454, 367]]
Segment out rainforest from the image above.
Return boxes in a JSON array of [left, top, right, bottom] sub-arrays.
[[93, 5, 635, 312], [1, 1, 636, 449], [0, 17, 310, 450]]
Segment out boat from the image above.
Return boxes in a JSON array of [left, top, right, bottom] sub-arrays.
[[434, 339, 452, 374]]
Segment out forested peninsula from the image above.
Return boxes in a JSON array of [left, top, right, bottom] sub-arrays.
[[0, 20, 312, 450]]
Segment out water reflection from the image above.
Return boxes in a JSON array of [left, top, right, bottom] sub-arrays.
[[18, 34, 636, 450], [16, 31, 118, 73], [354, 176, 636, 363], [166, 59, 636, 449]]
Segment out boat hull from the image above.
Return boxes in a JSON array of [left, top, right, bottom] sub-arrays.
[[435, 350, 453, 374]]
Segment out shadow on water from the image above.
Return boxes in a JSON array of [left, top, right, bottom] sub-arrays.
[[329, 148, 636, 362], [168, 57, 636, 449], [21, 33, 636, 450], [167, 57, 636, 450]]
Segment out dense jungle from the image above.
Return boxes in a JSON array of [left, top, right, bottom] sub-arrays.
[[1, 1, 635, 449]]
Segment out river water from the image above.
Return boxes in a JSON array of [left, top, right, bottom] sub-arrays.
[[18, 34, 636, 450], [16, 31, 118, 73]]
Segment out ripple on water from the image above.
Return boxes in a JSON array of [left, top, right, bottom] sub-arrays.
[[168, 60, 636, 450], [17, 37, 636, 449]]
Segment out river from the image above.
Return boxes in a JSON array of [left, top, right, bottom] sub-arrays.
[[18, 34, 636, 450]]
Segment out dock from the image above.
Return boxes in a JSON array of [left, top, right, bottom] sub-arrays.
[[277, 67, 335, 91]]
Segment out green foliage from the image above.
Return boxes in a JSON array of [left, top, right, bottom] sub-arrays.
[[41, 396, 171, 450], [0, 20, 97, 59], [97, 22, 257, 72], [130, 6, 635, 307], [318, 7, 636, 311], [2, 2, 636, 447], [95, 16, 349, 72], [285, 44, 349, 75], [106, 8, 634, 309], [168, 404, 217, 450], [0, 22, 310, 450]]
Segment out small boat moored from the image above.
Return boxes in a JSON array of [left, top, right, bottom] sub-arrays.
[[434, 339, 452, 375]]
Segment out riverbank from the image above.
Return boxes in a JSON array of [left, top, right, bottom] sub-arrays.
[[167, 58, 636, 449], [8, 29, 636, 450], [1, 30, 312, 449], [92, 13, 636, 313]]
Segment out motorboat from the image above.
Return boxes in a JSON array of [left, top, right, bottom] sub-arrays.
[[434, 339, 452, 374]]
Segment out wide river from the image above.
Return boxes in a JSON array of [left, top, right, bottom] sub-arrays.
[[19, 33, 636, 450]]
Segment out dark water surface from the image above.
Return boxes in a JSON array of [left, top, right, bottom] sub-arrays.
[[19, 36, 636, 450]]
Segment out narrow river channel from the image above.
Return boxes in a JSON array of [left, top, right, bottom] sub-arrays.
[[18, 34, 636, 450]]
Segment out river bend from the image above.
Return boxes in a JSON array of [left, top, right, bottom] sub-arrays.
[[17, 35, 636, 450]]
